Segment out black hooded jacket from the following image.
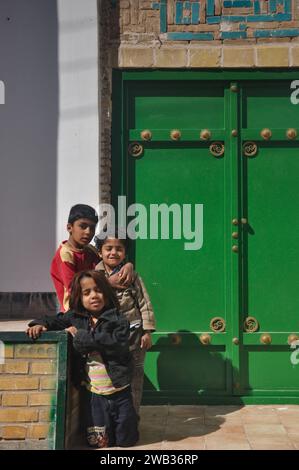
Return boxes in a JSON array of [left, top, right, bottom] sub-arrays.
[[28, 308, 132, 388]]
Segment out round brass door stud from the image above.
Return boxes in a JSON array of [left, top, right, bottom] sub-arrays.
[[260, 128, 272, 140], [241, 218, 248, 225], [288, 334, 299, 345], [140, 129, 152, 141], [232, 245, 239, 253], [243, 141, 258, 157], [209, 142, 225, 158], [230, 84, 238, 92], [232, 218, 239, 225], [210, 317, 226, 333], [244, 316, 259, 333], [231, 129, 238, 137], [232, 232, 238, 239], [260, 334, 272, 345], [232, 337, 239, 345], [200, 129, 211, 141], [286, 128, 297, 140], [128, 142, 144, 158], [170, 334, 182, 346], [199, 334, 212, 345], [170, 129, 181, 141]]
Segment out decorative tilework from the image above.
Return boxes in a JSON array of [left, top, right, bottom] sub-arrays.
[[152, 0, 299, 40]]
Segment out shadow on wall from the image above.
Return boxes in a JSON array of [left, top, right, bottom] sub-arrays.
[[0, 1, 58, 299]]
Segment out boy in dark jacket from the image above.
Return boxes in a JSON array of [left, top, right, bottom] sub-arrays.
[[27, 270, 139, 448]]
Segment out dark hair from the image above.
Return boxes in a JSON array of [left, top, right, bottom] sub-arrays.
[[94, 226, 129, 251], [69, 270, 119, 314], [68, 204, 98, 225]]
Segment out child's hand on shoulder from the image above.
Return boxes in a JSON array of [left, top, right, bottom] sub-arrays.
[[118, 262, 134, 286], [141, 332, 152, 350], [109, 262, 133, 289], [26, 325, 47, 339], [109, 272, 127, 289], [64, 326, 78, 337]]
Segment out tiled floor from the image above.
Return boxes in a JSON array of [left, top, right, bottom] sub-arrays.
[[116, 405, 299, 450]]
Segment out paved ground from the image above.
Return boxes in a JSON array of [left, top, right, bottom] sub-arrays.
[[71, 404, 299, 450], [1, 322, 299, 450], [119, 405, 299, 450]]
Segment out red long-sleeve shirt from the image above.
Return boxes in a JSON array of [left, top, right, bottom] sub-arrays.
[[50, 240, 99, 312]]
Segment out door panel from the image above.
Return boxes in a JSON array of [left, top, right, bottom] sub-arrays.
[[128, 81, 225, 129], [126, 81, 232, 397], [244, 82, 299, 128], [239, 82, 299, 395], [131, 145, 227, 332], [241, 348, 299, 392], [245, 144, 299, 332]]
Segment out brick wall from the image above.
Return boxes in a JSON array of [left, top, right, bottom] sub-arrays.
[[0, 343, 57, 449], [118, 0, 299, 67]]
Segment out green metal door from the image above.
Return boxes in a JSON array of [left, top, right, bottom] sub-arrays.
[[113, 71, 299, 404]]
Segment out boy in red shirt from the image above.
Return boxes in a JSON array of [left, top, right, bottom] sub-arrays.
[[50, 204, 133, 312]]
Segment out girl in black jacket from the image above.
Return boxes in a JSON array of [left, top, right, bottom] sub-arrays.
[[27, 270, 139, 449]]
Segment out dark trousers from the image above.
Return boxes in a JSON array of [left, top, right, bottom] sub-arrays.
[[131, 347, 146, 414], [84, 387, 139, 448]]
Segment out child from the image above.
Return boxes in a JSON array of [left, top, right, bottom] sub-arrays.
[[94, 229, 156, 414], [50, 204, 133, 313], [27, 270, 139, 449]]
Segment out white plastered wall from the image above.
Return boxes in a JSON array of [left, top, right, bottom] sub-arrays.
[[0, 0, 99, 291]]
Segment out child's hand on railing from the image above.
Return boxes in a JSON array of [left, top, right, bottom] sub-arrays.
[[26, 325, 47, 339], [64, 326, 78, 337]]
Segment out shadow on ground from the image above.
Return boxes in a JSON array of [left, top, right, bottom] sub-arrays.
[[70, 404, 245, 450]]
